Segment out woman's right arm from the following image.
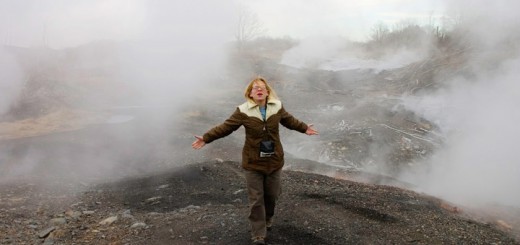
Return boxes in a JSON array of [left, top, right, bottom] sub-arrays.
[[192, 108, 244, 149], [192, 135, 206, 149]]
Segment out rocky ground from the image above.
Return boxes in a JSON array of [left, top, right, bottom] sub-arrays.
[[1, 159, 519, 245]]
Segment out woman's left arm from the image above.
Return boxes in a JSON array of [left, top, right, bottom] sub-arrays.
[[280, 107, 318, 135]]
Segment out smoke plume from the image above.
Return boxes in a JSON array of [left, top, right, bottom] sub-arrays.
[[399, 0, 520, 207], [0, 0, 237, 181]]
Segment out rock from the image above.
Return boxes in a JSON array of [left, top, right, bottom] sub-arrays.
[[50, 218, 66, 226], [99, 216, 118, 225], [38, 227, 56, 238], [496, 220, 513, 230], [122, 209, 134, 219], [82, 211, 95, 215], [43, 238, 55, 245], [440, 202, 460, 213], [157, 184, 169, 190], [179, 205, 201, 213], [70, 202, 84, 207], [65, 210, 82, 219], [144, 196, 163, 204], [130, 222, 147, 229]]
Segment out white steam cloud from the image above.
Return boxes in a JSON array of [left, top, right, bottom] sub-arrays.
[[1, 0, 237, 110], [401, 59, 520, 207], [0, 47, 23, 115], [399, 0, 520, 207], [0, 0, 146, 48], [0, 0, 238, 180], [115, 1, 236, 106], [280, 36, 348, 69], [280, 35, 430, 72]]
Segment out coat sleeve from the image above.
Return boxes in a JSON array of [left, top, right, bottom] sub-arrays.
[[203, 108, 244, 143], [279, 106, 308, 133]]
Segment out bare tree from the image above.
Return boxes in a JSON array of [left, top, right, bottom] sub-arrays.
[[370, 21, 390, 43], [235, 6, 265, 51]]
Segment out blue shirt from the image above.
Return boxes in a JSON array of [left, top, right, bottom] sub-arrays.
[[259, 106, 266, 121]]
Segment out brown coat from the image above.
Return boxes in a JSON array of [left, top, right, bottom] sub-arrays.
[[203, 99, 308, 174]]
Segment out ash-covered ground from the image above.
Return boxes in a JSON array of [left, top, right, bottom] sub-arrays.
[[1, 158, 518, 245]]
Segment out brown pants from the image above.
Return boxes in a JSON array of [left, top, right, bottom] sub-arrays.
[[245, 168, 282, 239]]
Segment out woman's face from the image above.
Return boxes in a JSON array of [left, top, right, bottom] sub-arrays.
[[249, 81, 269, 102]]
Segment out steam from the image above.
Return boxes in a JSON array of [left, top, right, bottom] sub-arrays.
[[280, 36, 348, 69], [3, 0, 518, 211], [399, 0, 520, 207], [280, 36, 430, 72], [401, 59, 520, 207], [0, 1, 237, 181], [0, 0, 147, 48], [0, 47, 23, 115], [115, 1, 236, 106]]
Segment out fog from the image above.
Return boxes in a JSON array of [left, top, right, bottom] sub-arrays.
[[1, 0, 519, 211], [0, 0, 236, 106], [0, 1, 238, 181], [280, 35, 429, 71], [400, 58, 520, 207], [0, 47, 23, 114], [398, 0, 520, 207]]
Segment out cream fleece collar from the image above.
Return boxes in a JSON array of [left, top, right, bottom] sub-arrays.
[[246, 98, 280, 109]]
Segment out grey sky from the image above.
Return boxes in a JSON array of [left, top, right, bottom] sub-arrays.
[[0, 0, 447, 48], [240, 0, 447, 41]]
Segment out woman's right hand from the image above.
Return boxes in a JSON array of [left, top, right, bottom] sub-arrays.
[[192, 135, 206, 149]]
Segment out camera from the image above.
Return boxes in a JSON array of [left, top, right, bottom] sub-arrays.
[[259, 140, 275, 157]]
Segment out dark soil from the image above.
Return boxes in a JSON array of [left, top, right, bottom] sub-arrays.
[[1, 161, 518, 245]]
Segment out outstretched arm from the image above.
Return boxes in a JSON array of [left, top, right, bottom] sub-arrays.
[[305, 124, 319, 135], [280, 106, 318, 136], [192, 135, 206, 149], [191, 108, 244, 150]]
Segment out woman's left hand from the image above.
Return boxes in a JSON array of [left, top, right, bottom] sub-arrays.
[[305, 124, 319, 135]]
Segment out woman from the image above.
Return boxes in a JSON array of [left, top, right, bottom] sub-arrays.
[[192, 77, 318, 245]]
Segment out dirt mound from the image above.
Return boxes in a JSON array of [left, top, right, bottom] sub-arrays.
[[0, 108, 109, 140], [1, 161, 517, 244]]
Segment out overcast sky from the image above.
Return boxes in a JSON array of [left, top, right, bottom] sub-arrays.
[[240, 0, 446, 41], [0, 0, 446, 49]]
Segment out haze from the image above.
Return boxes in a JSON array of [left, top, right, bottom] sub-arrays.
[[1, 0, 519, 212]]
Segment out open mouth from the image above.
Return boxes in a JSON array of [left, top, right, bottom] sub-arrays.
[[256, 93, 263, 96]]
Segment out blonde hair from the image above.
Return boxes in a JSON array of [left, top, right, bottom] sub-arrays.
[[244, 77, 279, 103]]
